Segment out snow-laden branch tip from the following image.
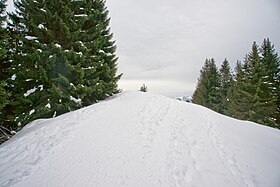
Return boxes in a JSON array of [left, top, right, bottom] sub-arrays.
[[25, 36, 38, 40]]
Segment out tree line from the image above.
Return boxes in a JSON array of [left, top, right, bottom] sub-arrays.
[[0, 0, 121, 143], [192, 39, 280, 129]]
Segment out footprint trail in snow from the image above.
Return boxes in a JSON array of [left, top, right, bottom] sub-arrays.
[[0, 91, 279, 187]]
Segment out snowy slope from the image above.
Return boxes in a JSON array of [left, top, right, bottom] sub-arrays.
[[0, 91, 280, 187]]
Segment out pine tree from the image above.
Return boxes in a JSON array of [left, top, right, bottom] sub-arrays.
[[192, 58, 221, 112], [219, 58, 232, 115]]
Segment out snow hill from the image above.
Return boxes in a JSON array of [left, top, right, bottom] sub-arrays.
[[0, 91, 280, 187]]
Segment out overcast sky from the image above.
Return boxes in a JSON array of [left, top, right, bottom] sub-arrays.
[[7, 0, 280, 97]]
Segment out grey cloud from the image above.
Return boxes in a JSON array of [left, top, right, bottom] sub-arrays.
[[6, 0, 280, 97]]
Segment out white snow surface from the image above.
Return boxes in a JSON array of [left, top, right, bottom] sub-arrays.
[[0, 91, 279, 187]]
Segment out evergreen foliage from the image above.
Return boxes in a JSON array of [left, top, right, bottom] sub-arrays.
[[0, 0, 10, 121], [227, 60, 255, 120], [219, 59, 232, 115], [0, 0, 15, 144], [192, 58, 221, 112], [259, 38, 280, 127], [229, 42, 261, 121], [194, 39, 280, 129], [7, 0, 77, 125], [71, 0, 122, 106], [0, 81, 10, 111], [0, 0, 6, 23], [235, 40, 279, 127], [0, 0, 9, 111], [1, 0, 121, 131]]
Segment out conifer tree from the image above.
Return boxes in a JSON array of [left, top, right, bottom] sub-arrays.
[[258, 38, 280, 127], [192, 59, 210, 106], [0, 0, 9, 111], [246, 40, 279, 127], [228, 40, 279, 128], [71, 0, 122, 105], [0, 0, 15, 143], [7, 0, 79, 125], [0, 0, 5, 23], [7, 0, 121, 127], [228, 61, 255, 120], [192, 39, 279, 128], [219, 59, 232, 115], [192, 58, 221, 112], [207, 58, 222, 112], [0, 0, 10, 121], [244, 42, 261, 121], [229, 43, 261, 121]]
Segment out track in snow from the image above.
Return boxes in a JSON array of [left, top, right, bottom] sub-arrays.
[[0, 91, 279, 187]]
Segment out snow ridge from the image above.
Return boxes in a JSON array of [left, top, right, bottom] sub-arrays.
[[0, 91, 279, 187]]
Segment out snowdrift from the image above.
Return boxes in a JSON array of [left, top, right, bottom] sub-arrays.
[[0, 91, 280, 187]]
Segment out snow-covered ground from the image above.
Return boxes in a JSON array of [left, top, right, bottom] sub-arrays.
[[0, 91, 279, 187]]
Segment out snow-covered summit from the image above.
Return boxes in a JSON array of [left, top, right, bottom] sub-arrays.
[[0, 91, 279, 187]]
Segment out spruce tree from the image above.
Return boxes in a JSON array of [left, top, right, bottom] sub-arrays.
[[0, 0, 5, 23], [247, 40, 279, 127], [7, 0, 121, 127], [71, 0, 122, 105], [0, 0, 10, 121], [244, 42, 261, 122], [228, 42, 263, 122], [0, 0, 15, 143], [219, 59, 232, 115], [258, 38, 280, 127], [192, 39, 279, 128], [192, 59, 210, 106], [7, 0, 78, 125], [207, 58, 222, 112], [228, 40, 279, 128], [0, 0, 9, 111], [192, 58, 221, 112], [228, 60, 255, 120]]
